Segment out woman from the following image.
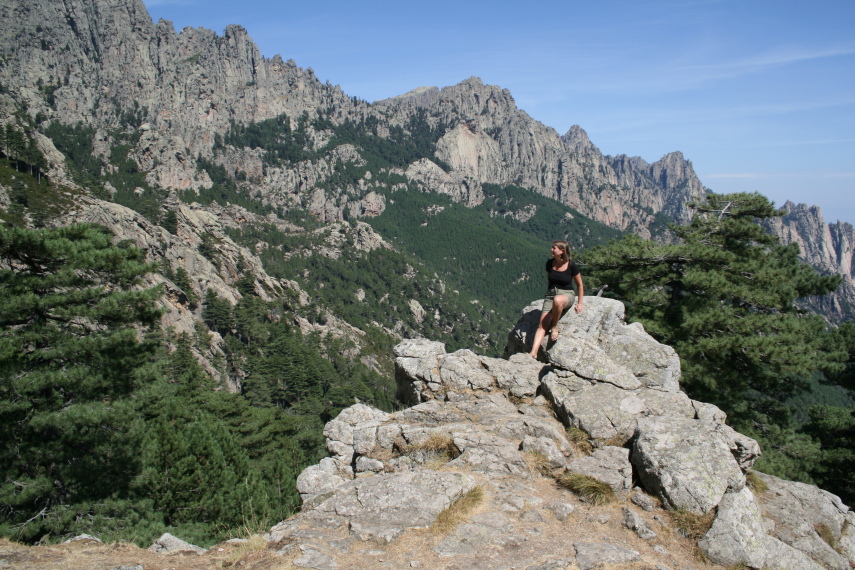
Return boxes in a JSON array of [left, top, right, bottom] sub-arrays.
[[528, 240, 584, 358]]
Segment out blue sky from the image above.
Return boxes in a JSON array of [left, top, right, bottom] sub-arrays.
[[143, 0, 855, 224]]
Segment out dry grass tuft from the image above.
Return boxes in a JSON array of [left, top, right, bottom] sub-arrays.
[[523, 451, 554, 476], [745, 470, 768, 494], [669, 508, 716, 540], [595, 433, 630, 448], [555, 471, 616, 505], [566, 427, 593, 456], [410, 432, 460, 463], [814, 523, 837, 549], [432, 486, 485, 534], [365, 444, 398, 462], [224, 535, 270, 567]]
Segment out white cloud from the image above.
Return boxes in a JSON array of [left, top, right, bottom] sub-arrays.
[[703, 173, 759, 179], [677, 46, 855, 77]]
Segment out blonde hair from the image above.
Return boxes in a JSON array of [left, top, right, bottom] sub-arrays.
[[553, 240, 571, 264]]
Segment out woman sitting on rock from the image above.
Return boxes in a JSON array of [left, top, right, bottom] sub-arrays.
[[528, 240, 584, 358]]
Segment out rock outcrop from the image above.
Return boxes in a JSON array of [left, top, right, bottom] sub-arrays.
[[766, 201, 855, 323], [1, 0, 709, 241], [378, 78, 707, 238], [269, 297, 855, 569]]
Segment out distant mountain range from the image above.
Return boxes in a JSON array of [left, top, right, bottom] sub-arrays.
[[0, 0, 851, 330]]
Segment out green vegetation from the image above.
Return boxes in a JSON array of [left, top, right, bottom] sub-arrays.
[[480, 183, 623, 247], [225, 217, 501, 355], [365, 185, 622, 352], [1, 121, 48, 183], [184, 156, 278, 216], [0, 224, 392, 547], [322, 108, 452, 171], [0, 224, 162, 541], [217, 107, 450, 179], [0, 158, 78, 227], [42, 119, 170, 223], [745, 471, 769, 494], [205, 292, 396, 416], [41, 121, 102, 184], [582, 192, 852, 501], [219, 112, 310, 167], [802, 403, 855, 505]]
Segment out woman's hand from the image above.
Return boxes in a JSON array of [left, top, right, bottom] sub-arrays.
[[575, 302, 584, 314]]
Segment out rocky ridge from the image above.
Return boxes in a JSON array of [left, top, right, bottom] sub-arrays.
[[51, 192, 400, 388], [377, 78, 707, 238], [275, 297, 855, 570], [1, 0, 705, 239], [0, 0, 358, 158], [3, 0, 851, 325], [766, 202, 855, 323]]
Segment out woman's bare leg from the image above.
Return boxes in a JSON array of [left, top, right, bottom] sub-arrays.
[[528, 312, 552, 358], [548, 295, 570, 340]]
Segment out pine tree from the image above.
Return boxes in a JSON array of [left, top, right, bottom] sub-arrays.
[[0, 224, 162, 541], [202, 288, 234, 334], [801, 322, 855, 505], [803, 404, 855, 505], [582, 192, 846, 423]]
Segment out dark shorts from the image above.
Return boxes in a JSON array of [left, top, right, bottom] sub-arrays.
[[542, 288, 575, 313]]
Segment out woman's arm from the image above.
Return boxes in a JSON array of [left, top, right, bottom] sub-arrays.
[[574, 272, 584, 313]]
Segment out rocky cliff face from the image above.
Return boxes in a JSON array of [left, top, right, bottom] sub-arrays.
[[2, 0, 850, 323], [1, 0, 707, 240], [280, 298, 855, 569], [378, 78, 707, 238], [766, 202, 855, 323], [0, 0, 357, 158]]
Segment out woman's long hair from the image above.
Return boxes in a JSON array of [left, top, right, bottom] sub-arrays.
[[553, 240, 571, 264]]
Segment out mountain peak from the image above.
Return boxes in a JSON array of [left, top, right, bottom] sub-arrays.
[[563, 124, 590, 145]]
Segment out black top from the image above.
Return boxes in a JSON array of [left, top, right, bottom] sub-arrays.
[[546, 258, 580, 290]]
